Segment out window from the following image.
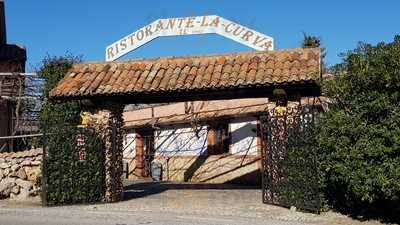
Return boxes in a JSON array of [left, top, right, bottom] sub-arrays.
[[207, 121, 230, 155]]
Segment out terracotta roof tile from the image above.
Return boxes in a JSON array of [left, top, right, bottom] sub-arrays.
[[210, 64, 222, 87], [216, 56, 225, 65], [232, 64, 240, 73], [240, 62, 249, 73], [167, 67, 181, 89], [192, 66, 205, 89], [175, 65, 190, 90], [265, 60, 274, 69], [246, 69, 257, 84], [159, 68, 173, 91], [143, 69, 158, 90], [113, 70, 129, 92], [127, 70, 141, 92], [123, 70, 136, 91], [184, 67, 198, 89], [255, 69, 265, 84], [50, 48, 321, 99], [236, 70, 247, 86], [199, 65, 212, 88]]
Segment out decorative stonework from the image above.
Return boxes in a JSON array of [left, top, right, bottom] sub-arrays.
[[0, 148, 42, 200]]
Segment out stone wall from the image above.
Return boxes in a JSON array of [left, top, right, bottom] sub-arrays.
[[0, 148, 42, 200]]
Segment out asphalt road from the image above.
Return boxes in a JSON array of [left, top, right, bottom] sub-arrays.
[[0, 182, 383, 225], [0, 207, 310, 225]]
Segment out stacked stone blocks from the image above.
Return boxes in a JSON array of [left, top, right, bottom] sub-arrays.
[[0, 148, 42, 200]]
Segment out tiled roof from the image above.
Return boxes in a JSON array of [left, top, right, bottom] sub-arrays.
[[50, 48, 320, 99]]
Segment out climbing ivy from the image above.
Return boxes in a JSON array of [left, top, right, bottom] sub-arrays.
[[38, 54, 106, 205], [43, 126, 105, 205]]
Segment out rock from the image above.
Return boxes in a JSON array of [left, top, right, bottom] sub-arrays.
[[3, 168, 10, 176], [11, 164, 20, 172], [18, 187, 30, 198], [21, 159, 32, 166], [8, 170, 17, 178], [0, 169, 3, 178], [0, 178, 16, 197], [0, 158, 5, 163], [30, 161, 41, 166], [15, 179, 33, 190], [290, 206, 297, 212], [16, 168, 27, 180], [25, 166, 40, 181], [7, 177, 16, 183], [29, 186, 40, 196], [11, 185, 20, 195], [35, 155, 43, 161], [10, 187, 30, 200], [0, 162, 10, 169]]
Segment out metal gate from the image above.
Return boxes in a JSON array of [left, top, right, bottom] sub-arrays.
[[260, 104, 320, 212]]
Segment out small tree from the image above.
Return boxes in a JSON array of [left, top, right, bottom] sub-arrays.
[[317, 36, 400, 218], [301, 33, 327, 73], [38, 54, 82, 127]]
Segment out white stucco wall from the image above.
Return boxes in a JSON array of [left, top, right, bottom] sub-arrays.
[[155, 126, 207, 156], [229, 118, 258, 155], [123, 131, 136, 158], [123, 117, 259, 159]]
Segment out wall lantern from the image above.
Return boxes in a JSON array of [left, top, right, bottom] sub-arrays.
[[273, 89, 287, 116]]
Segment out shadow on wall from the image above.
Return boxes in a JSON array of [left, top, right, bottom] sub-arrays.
[[183, 155, 209, 182], [154, 123, 260, 184], [181, 155, 261, 184], [215, 165, 261, 186]]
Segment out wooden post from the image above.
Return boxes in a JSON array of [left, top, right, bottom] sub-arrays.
[[135, 131, 145, 177]]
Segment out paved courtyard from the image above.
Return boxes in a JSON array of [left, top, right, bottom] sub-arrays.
[[0, 180, 385, 225]]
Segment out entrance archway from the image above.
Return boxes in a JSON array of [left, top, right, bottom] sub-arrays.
[[49, 48, 321, 203]]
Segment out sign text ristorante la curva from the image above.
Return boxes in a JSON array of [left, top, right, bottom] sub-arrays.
[[105, 15, 274, 61]]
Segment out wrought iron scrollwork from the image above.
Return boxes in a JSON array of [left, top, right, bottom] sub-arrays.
[[261, 104, 320, 212]]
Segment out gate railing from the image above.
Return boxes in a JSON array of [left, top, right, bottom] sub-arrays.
[[261, 104, 320, 212]]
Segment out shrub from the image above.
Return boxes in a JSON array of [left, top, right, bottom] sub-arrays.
[[317, 36, 400, 218]]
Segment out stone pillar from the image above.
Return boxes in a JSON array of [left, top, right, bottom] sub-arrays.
[[83, 104, 124, 202], [104, 105, 124, 202]]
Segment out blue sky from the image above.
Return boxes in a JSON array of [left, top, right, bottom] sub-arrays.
[[5, 0, 400, 72]]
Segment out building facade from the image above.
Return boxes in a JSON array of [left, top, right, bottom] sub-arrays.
[[122, 98, 268, 184]]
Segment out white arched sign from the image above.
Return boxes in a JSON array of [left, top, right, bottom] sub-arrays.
[[105, 15, 274, 61]]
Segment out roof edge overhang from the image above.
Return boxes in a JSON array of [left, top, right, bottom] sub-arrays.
[[124, 111, 264, 129], [50, 82, 321, 105]]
